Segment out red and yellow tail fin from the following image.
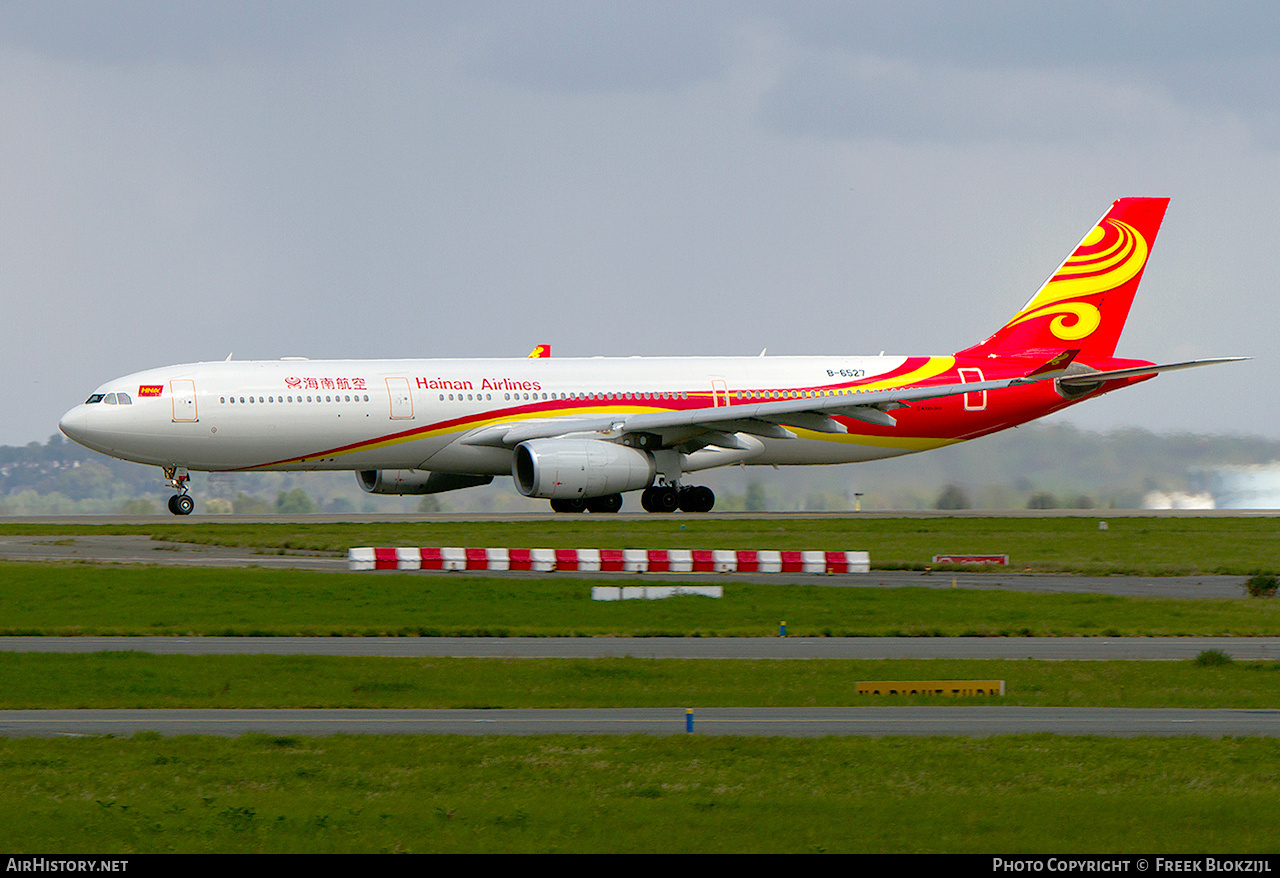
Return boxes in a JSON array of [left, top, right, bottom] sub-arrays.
[[957, 197, 1169, 360]]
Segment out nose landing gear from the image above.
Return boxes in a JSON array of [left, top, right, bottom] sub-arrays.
[[163, 465, 195, 516]]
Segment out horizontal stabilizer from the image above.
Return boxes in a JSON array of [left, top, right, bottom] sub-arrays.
[[1054, 357, 1249, 387]]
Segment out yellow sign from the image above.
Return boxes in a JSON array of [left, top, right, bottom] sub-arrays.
[[857, 680, 1005, 696]]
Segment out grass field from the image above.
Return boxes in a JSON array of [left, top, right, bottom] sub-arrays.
[[2, 563, 1278, 637], [4, 516, 1280, 852], [2, 653, 1280, 710], [5, 734, 1280, 853]]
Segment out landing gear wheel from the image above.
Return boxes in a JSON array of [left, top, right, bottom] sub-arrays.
[[678, 485, 715, 513], [162, 466, 193, 515], [550, 498, 587, 513], [641, 485, 679, 513], [585, 493, 623, 513]]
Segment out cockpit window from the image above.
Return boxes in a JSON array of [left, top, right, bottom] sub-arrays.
[[103, 393, 118, 405], [85, 394, 105, 404], [116, 392, 132, 405]]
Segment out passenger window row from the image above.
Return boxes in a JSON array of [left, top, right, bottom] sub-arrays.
[[220, 394, 371, 404]]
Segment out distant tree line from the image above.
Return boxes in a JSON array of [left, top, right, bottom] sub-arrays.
[[4, 424, 1280, 513]]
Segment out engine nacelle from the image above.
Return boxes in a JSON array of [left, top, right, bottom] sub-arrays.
[[513, 439, 656, 500], [357, 469, 493, 495]]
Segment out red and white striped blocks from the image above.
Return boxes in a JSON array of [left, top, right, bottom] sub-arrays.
[[347, 547, 870, 574]]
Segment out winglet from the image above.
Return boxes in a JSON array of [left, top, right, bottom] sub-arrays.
[[527, 345, 551, 358]]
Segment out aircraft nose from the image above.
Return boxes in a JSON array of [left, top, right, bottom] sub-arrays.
[[59, 405, 110, 453], [58, 406, 89, 443]]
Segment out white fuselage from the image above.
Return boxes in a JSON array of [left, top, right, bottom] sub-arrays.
[[58, 355, 948, 475]]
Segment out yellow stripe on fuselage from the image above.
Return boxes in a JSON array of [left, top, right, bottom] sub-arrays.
[[850, 356, 955, 392], [788, 428, 960, 452]]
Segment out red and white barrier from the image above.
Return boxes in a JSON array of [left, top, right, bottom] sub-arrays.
[[348, 547, 870, 574]]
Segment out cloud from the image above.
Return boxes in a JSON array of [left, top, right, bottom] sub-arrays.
[[759, 2, 1280, 146], [0, 1, 354, 65], [0, 1, 732, 94], [456, 2, 734, 93], [759, 53, 1195, 145], [1, 2, 1277, 447]]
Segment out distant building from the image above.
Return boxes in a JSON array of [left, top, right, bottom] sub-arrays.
[[1142, 490, 1216, 510], [1189, 464, 1280, 509]]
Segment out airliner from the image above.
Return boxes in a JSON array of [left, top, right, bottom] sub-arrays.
[[59, 198, 1242, 515]]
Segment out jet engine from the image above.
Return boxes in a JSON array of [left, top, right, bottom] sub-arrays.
[[358, 470, 493, 495], [512, 438, 656, 500]]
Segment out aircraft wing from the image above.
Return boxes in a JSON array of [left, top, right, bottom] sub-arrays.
[[620, 375, 1035, 437], [457, 375, 1046, 448], [459, 416, 622, 448], [459, 357, 1246, 449]]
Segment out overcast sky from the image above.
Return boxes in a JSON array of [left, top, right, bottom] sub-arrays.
[[2, 2, 1276, 448]]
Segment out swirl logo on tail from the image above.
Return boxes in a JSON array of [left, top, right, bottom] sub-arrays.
[[1005, 218, 1149, 342], [954, 197, 1167, 361]]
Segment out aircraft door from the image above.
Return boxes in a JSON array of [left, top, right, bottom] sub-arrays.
[[170, 379, 198, 422], [710, 378, 730, 407], [959, 368, 987, 411], [386, 377, 414, 419]]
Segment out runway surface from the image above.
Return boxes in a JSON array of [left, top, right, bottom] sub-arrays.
[[7, 510, 1279, 525], [4, 635, 1280, 660], [0, 533, 341, 571], [4, 707, 1279, 738]]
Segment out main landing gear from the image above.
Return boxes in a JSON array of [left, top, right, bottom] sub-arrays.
[[546, 485, 716, 513], [641, 484, 715, 513], [163, 465, 195, 516], [550, 494, 624, 514]]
